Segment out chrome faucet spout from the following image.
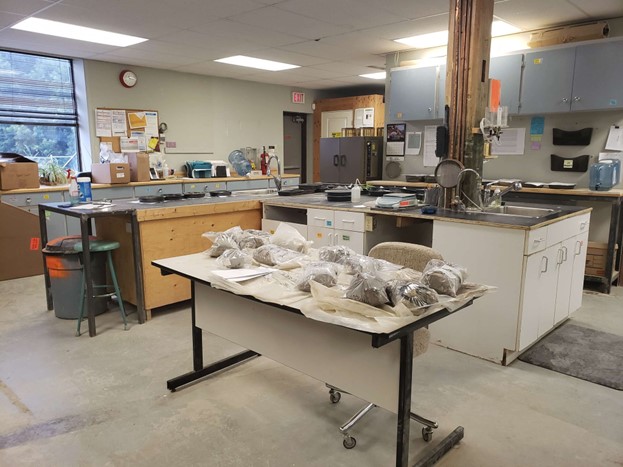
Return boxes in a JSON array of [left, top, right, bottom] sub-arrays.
[[267, 154, 282, 191], [454, 168, 483, 211]]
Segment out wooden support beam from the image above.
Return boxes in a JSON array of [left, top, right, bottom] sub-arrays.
[[445, 0, 494, 207]]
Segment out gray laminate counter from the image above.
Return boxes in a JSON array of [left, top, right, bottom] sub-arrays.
[[262, 193, 592, 230]]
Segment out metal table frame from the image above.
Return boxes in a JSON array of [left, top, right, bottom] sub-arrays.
[[39, 202, 147, 336], [155, 261, 474, 467], [505, 191, 623, 293]]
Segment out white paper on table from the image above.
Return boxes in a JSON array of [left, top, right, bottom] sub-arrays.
[[95, 109, 112, 137], [423, 125, 439, 167], [605, 126, 623, 151], [211, 267, 277, 282], [491, 128, 526, 155]]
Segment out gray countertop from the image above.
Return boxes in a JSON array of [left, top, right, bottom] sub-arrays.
[[263, 193, 592, 230]]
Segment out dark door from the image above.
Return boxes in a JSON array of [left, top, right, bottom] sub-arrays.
[[283, 112, 307, 180], [338, 137, 364, 184], [319, 137, 340, 183]]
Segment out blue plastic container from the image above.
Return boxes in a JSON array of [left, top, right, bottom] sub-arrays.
[[228, 150, 252, 176], [589, 159, 621, 191]]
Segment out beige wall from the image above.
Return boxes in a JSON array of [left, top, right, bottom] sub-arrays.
[[82, 60, 318, 179]]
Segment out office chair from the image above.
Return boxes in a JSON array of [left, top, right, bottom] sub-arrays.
[[328, 242, 443, 449]]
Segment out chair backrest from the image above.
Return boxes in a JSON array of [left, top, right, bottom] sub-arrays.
[[368, 242, 443, 272]]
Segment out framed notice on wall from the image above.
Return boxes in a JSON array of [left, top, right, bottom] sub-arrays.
[[386, 123, 406, 156]]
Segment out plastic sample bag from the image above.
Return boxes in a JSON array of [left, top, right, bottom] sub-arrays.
[[295, 261, 339, 292], [318, 245, 355, 264], [421, 259, 467, 297], [270, 222, 312, 253], [386, 280, 439, 311], [216, 249, 252, 269], [344, 272, 389, 307], [253, 244, 305, 268]]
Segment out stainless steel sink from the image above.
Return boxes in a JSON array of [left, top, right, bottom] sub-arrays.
[[462, 204, 561, 218], [231, 188, 279, 197]]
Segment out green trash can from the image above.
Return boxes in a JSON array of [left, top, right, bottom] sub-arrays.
[[43, 236, 108, 319]]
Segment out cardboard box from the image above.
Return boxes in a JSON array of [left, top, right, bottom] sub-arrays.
[[0, 202, 43, 281], [91, 163, 130, 184], [127, 152, 150, 182], [0, 153, 40, 190], [585, 241, 618, 277]]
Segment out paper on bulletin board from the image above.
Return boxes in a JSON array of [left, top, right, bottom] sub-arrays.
[[128, 112, 147, 129], [405, 132, 422, 155], [130, 131, 147, 151], [144, 111, 159, 138], [95, 109, 112, 137], [112, 110, 127, 136], [423, 126, 439, 167], [354, 107, 374, 128], [491, 128, 526, 155], [120, 137, 140, 152]]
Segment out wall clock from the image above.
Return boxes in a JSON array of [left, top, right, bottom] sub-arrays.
[[119, 69, 137, 88]]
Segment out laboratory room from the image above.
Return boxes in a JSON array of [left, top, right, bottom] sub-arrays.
[[1, 0, 622, 465]]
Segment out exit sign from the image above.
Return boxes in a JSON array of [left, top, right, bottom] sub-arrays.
[[292, 91, 305, 104]]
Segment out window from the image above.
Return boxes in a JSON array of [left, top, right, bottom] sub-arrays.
[[0, 50, 80, 174]]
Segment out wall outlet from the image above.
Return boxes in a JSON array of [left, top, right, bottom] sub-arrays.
[[365, 215, 376, 231]]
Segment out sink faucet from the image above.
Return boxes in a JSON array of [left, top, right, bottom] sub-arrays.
[[266, 154, 282, 191], [484, 181, 522, 209], [453, 168, 482, 211]]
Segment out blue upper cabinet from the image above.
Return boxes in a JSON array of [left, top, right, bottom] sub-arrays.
[[388, 66, 439, 121], [571, 41, 623, 112], [489, 54, 522, 115], [520, 40, 623, 114], [520, 48, 576, 114]]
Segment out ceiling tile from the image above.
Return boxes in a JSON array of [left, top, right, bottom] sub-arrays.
[[0, 12, 24, 29], [275, 0, 405, 30], [188, 18, 306, 48], [173, 61, 258, 78], [0, 0, 52, 16], [227, 5, 346, 40], [493, 0, 586, 30], [0, 29, 116, 56]]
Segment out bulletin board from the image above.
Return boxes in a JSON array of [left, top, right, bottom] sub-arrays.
[[95, 108, 160, 153]]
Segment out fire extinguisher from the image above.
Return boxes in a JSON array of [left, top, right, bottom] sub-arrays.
[[260, 146, 268, 175]]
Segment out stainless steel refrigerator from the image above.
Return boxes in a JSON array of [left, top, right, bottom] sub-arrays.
[[319, 136, 382, 184]]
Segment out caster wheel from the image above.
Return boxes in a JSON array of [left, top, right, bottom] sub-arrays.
[[170, 388, 176, 393], [343, 436, 356, 449], [422, 427, 433, 442], [329, 390, 341, 404]]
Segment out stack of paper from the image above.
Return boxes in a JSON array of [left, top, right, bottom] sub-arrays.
[[211, 267, 276, 282]]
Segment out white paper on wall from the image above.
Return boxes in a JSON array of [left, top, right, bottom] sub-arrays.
[[491, 128, 526, 155]]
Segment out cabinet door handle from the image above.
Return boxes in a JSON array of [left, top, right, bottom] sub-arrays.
[[427, 107, 432, 113], [562, 246, 568, 262], [158, 188, 163, 193], [333, 155, 339, 166], [556, 249, 563, 265], [541, 256, 548, 273], [580, 221, 588, 229], [575, 240, 582, 256], [340, 155, 346, 166], [533, 237, 545, 245], [328, 232, 334, 245], [313, 216, 326, 221], [573, 96, 581, 102], [562, 97, 569, 103], [341, 219, 355, 223]]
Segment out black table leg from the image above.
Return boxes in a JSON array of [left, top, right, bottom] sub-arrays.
[[130, 213, 146, 323], [80, 215, 96, 337], [167, 282, 259, 392], [38, 205, 53, 311], [396, 332, 413, 467]]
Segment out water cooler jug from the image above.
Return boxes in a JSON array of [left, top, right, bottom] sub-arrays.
[[589, 159, 621, 191]]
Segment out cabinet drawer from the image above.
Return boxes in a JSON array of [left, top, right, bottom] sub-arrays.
[[525, 227, 548, 255], [307, 208, 334, 228], [134, 183, 182, 196], [334, 229, 365, 254], [183, 181, 225, 193], [547, 213, 590, 247], [334, 210, 365, 232], [227, 180, 268, 191], [2, 191, 64, 207], [92, 187, 134, 200]]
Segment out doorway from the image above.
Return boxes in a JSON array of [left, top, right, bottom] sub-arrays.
[[283, 112, 307, 181]]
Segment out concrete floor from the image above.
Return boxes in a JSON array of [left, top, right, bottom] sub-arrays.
[[1, 275, 622, 467]]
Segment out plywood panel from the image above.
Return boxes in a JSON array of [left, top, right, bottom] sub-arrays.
[[95, 201, 261, 317]]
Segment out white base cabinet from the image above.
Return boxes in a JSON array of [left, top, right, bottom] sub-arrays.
[[431, 213, 590, 365]]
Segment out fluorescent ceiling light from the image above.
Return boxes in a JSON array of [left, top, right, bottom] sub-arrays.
[[359, 71, 386, 80], [491, 20, 521, 37], [394, 20, 520, 49], [394, 30, 448, 49], [215, 55, 299, 71], [11, 18, 147, 47]]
